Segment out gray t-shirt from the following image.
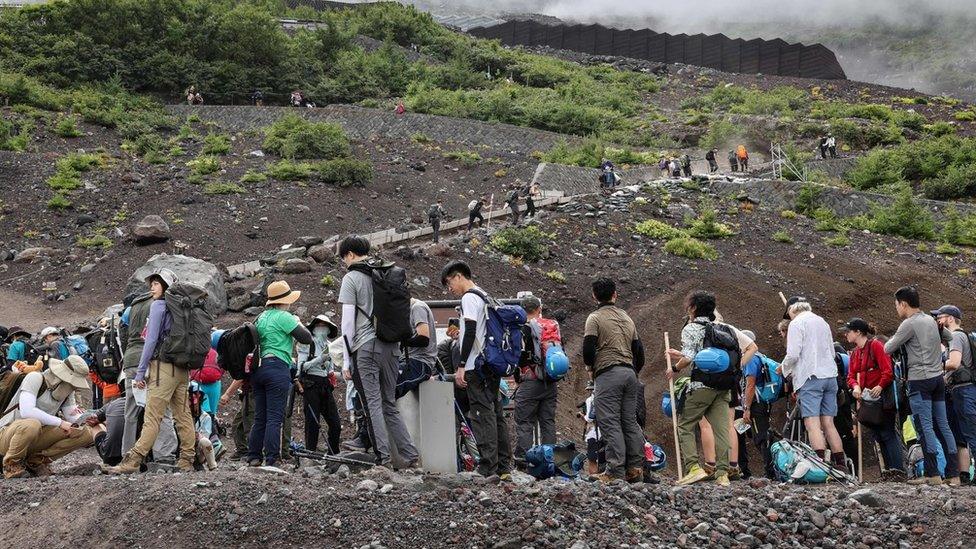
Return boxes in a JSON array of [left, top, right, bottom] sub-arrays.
[[948, 330, 974, 387], [338, 269, 376, 352], [408, 299, 438, 366], [884, 312, 947, 381]]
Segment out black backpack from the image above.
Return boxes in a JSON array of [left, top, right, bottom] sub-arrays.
[[216, 323, 259, 380], [158, 282, 214, 369], [349, 262, 412, 344], [91, 324, 122, 384], [690, 321, 742, 391], [427, 204, 442, 221]]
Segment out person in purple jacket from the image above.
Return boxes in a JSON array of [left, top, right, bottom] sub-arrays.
[[105, 268, 196, 474]]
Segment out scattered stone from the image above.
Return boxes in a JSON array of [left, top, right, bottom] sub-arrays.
[[80, 263, 96, 274], [278, 258, 313, 274], [273, 247, 307, 262], [76, 214, 97, 226], [133, 215, 172, 245], [257, 493, 268, 505], [308, 244, 332, 263], [14, 247, 57, 263], [357, 479, 379, 492], [380, 484, 394, 494], [848, 489, 884, 508]]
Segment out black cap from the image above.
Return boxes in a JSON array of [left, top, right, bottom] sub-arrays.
[[930, 305, 962, 321], [783, 296, 807, 320], [842, 317, 871, 334]]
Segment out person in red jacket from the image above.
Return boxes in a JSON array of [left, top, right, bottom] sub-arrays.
[[843, 317, 906, 476]]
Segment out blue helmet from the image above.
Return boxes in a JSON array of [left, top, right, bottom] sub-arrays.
[[694, 347, 730, 373], [661, 377, 689, 418], [545, 346, 570, 380], [211, 329, 225, 350], [646, 442, 667, 472]]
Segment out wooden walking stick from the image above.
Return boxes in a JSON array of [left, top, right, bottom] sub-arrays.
[[778, 291, 788, 306], [665, 332, 683, 478], [856, 372, 863, 482]]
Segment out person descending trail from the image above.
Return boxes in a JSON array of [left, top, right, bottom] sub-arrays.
[[428, 199, 446, 243], [728, 150, 738, 172], [736, 145, 749, 171], [705, 149, 719, 173]]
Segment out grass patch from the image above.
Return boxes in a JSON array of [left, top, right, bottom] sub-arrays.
[[489, 226, 553, 262], [76, 233, 112, 249], [202, 132, 231, 155], [824, 234, 851, 247], [320, 275, 336, 287], [634, 219, 688, 240], [204, 182, 245, 195], [54, 116, 82, 137], [187, 155, 220, 176], [780, 210, 798, 219], [240, 170, 268, 184], [935, 242, 960, 255], [545, 270, 566, 284], [317, 157, 373, 187], [410, 132, 432, 144], [664, 237, 717, 260], [267, 160, 313, 180], [772, 231, 794, 243], [46, 193, 72, 209], [443, 149, 482, 167]]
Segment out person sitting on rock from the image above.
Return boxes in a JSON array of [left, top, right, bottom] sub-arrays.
[[0, 356, 103, 478]]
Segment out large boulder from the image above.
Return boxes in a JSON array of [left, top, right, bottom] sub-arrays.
[[125, 253, 227, 315], [133, 215, 172, 245]]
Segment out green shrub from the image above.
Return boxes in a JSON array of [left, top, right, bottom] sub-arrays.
[[264, 114, 350, 160], [320, 275, 336, 287], [687, 202, 734, 239], [813, 208, 843, 232], [56, 152, 103, 173], [204, 182, 245, 195], [953, 110, 976, 122], [634, 219, 688, 240], [541, 139, 604, 167], [545, 270, 566, 284], [664, 237, 718, 260], [824, 234, 851, 247], [317, 157, 373, 187], [169, 145, 185, 157], [868, 186, 935, 240], [794, 184, 823, 216], [780, 210, 798, 219], [700, 118, 736, 151], [489, 226, 552, 262], [47, 193, 72, 209], [935, 242, 960, 255], [267, 160, 313, 180], [240, 170, 268, 184], [47, 170, 81, 191], [128, 133, 164, 157], [924, 121, 956, 136], [922, 164, 976, 200], [187, 155, 220, 176], [202, 133, 231, 155], [54, 116, 82, 138], [846, 150, 906, 191], [0, 118, 31, 151], [443, 150, 482, 167], [76, 234, 112, 249], [411, 132, 432, 144], [772, 230, 794, 243], [940, 207, 976, 247]]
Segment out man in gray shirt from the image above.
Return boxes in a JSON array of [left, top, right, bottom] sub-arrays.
[[396, 298, 437, 398], [338, 235, 418, 468], [885, 286, 960, 485], [933, 304, 976, 484]]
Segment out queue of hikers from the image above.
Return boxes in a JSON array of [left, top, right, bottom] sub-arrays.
[[426, 182, 539, 243]]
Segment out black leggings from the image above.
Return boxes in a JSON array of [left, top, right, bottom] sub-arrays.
[[302, 376, 342, 454]]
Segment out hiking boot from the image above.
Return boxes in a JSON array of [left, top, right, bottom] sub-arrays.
[[229, 450, 248, 462], [589, 471, 619, 483], [340, 438, 368, 452], [881, 469, 907, 482], [175, 460, 194, 473], [104, 452, 144, 475], [715, 473, 730, 487], [625, 467, 644, 484], [676, 465, 709, 486], [946, 476, 961, 487], [2, 460, 30, 480], [727, 466, 741, 481], [906, 476, 928, 485], [26, 458, 53, 479], [247, 458, 262, 467]]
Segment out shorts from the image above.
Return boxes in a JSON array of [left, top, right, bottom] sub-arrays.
[[797, 377, 839, 418]]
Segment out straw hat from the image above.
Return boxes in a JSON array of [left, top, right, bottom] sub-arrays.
[[266, 280, 301, 306], [49, 355, 91, 389]]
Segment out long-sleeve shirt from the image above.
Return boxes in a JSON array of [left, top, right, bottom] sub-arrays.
[[884, 312, 948, 381], [297, 335, 333, 378], [0, 371, 80, 428], [781, 311, 837, 390], [847, 338, 894, 390], [135, 300, 171, 382]]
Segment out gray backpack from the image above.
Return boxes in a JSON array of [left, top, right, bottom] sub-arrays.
[[158, 282, 214, 369]]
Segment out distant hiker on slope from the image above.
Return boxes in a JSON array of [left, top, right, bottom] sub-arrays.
[[428, 199, 446, 243], [728, 150, 738, 172], [705, 149, 719, 173], [467, 195, 486, 231], [681, 153, 692, 177], [736, 145, 749, 171]]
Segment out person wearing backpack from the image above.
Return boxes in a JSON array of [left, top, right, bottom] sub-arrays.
[[428, 199, 446, 243], [933, 305, 976, 485], [339, 235, 419, 468], [190, 346, 223, 416], [778, 297, 849, 473], [584, 278, 645, 483], [513, 295, 561, 462], [4, 327, 39, 372], [524, 184, 538, 219], [727, 150, 738, 172], [396, 299, 437, 399], [884, 287, 960, 486], [441, 260, 514, 478], [39, 327, 75, 361], [740, 331, 782, 480], [506, 188, 520, 225], [105, 270, 209, 474], [843, 317, 905, 477], [467, 195, 486, 231], [736, 145, 749, 170], [0, 355, 101, 478], [705, 149, 718, 173], [680, 153, 692, 177]]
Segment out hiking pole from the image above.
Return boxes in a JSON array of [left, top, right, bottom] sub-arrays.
[[664, 332, 683, 478], [778, 292, 787, 306], [856, 373, 863, 482]]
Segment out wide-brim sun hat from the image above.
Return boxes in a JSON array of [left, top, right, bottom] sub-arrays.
[[5, 326, 30, 342], [145, 268, 178, 288], [266, 280, 301, 306], [50, 355, 91, 389], [306, 314, 338, 339]]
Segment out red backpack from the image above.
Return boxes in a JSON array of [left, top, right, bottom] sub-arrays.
[[191, 348, 223, 384], [537, 318, 562, 359]]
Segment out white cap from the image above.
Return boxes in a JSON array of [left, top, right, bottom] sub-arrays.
[[40, 327, 59, 339]]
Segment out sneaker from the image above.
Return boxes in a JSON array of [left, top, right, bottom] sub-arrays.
[[946, 476, 961, 487], [727, 466, 741, 481], [2, 460, 30, 480], [715, 473, 730, 486], [589, 472, 618, 483], [676, 465, 709, 486], [340, 439, 368, 452]]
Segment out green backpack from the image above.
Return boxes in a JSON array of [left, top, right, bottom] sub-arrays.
[[158, 282, 214, 369]]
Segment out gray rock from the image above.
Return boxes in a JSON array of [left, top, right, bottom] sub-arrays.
[[274, 247, 307, 262], [848, 489, 884, 508], [294, 236, 324, 248], [278, 258, 312, 274], [80, 263, 96, 274], [125, 254, 227, 314], [133, 215, 172, 245], [809, 510, 826, 529], [250, 466, 288, 476], [308, 244, 332, 263], [14, 247, 57, 263], [335, 465, 351, 479], [243, 306, 263, 317], [356, 479, 379, 492], [76, 214, 97, 226]]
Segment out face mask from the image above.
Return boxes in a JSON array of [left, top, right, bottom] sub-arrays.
[[313, 327, 330, 338]]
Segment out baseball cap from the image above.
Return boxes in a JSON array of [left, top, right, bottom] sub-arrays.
[[930, 305, 962, 320], [783, 296, 807, 320]]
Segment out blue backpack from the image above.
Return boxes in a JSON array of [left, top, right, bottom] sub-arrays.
[[525, 441, 583, 480], [755, 353, 784, 404], [67, 334, 94, 366], [770, 440, 828, 483], [466, 289, 526, 377]]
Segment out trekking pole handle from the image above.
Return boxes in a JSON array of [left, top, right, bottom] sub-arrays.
[[664, 332, 683, 478], [778, 292, 787, 306]]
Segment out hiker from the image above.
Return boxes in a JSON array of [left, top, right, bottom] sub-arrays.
[[584, 277, 645, 482], [339, 236, 419, 468], [842, 318, 905, 476], [185, 85, 197, 105], [736, 145, 749, 171], [716, 315, 757, 480], [728, 150, 738, 172], [290, 90, 303, 107], [395, 101, 406, 116], [39, 327, 74, 361], [92, 394, 125, 466], [778, 297, 849, 473], [668, 158, 680, 177], [832, 341, 858, 475], [506, 187, 520, 225], [467, 195, 486, 231], [296, 315, 342, 455], [681, 153, 692, 177], [658, 158, 669, 178], [818, 136, 828, 159], [599, 166, 618, 189], [705, 149, 719, 173], [428, 199, 447, 243], [600, 159, 615, 172], [0, 356, 100, 478], [4, 327, 37, 371], [396, 298, 437, 399], [933, 304, 976, 483], [826, 134, 837, 158], [740, 330, 780, 479], [513, 295, 561, 461], [884, 286, 960, 485], [220, 377, 250, 460], [251, 90, 264, 107], [436, 318, 468, 416], [190, 344, 222, 416], [441, 260, 513, 477], [105, 270, 200, 474], [119, 274, 178, 463], [189, 382, 218, 470], [524, 184, 538, 219]]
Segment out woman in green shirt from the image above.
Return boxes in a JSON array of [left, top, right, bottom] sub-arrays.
[[247, 280, 312, 467]]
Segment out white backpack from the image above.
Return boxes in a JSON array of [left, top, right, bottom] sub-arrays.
[[468, 200, 478, 211]]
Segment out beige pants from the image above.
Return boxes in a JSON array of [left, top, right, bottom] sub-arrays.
[[131, 361, 196, 465], [0, 419, 94, 468]]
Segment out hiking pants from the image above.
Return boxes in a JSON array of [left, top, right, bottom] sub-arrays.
[[122, 369, 177, 460], [593, 366, 644, 477], [708, 160, 718, 173], [0, 419, 94, 470], [509, 205, 519, 224], [525, 198, 536, 218], [232, 390, 254, 455], [351, 339, 418, 464], [679, 386, 730, 475], [513, 379, 557, 458], [835, 399, 858, 474], [431, 218, 441, 243], [468, 211, 484, 231], [865, 411, 905, 472], [951, 384, 976, 462], [130, 361, 195, 467], [302, 375, 342, 454], [247, 357, 291, 466], [682, 166, 692, 177], [908, 375, 959, 478], [464, 368, 513, 476], [749, 401, 775, 479]]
